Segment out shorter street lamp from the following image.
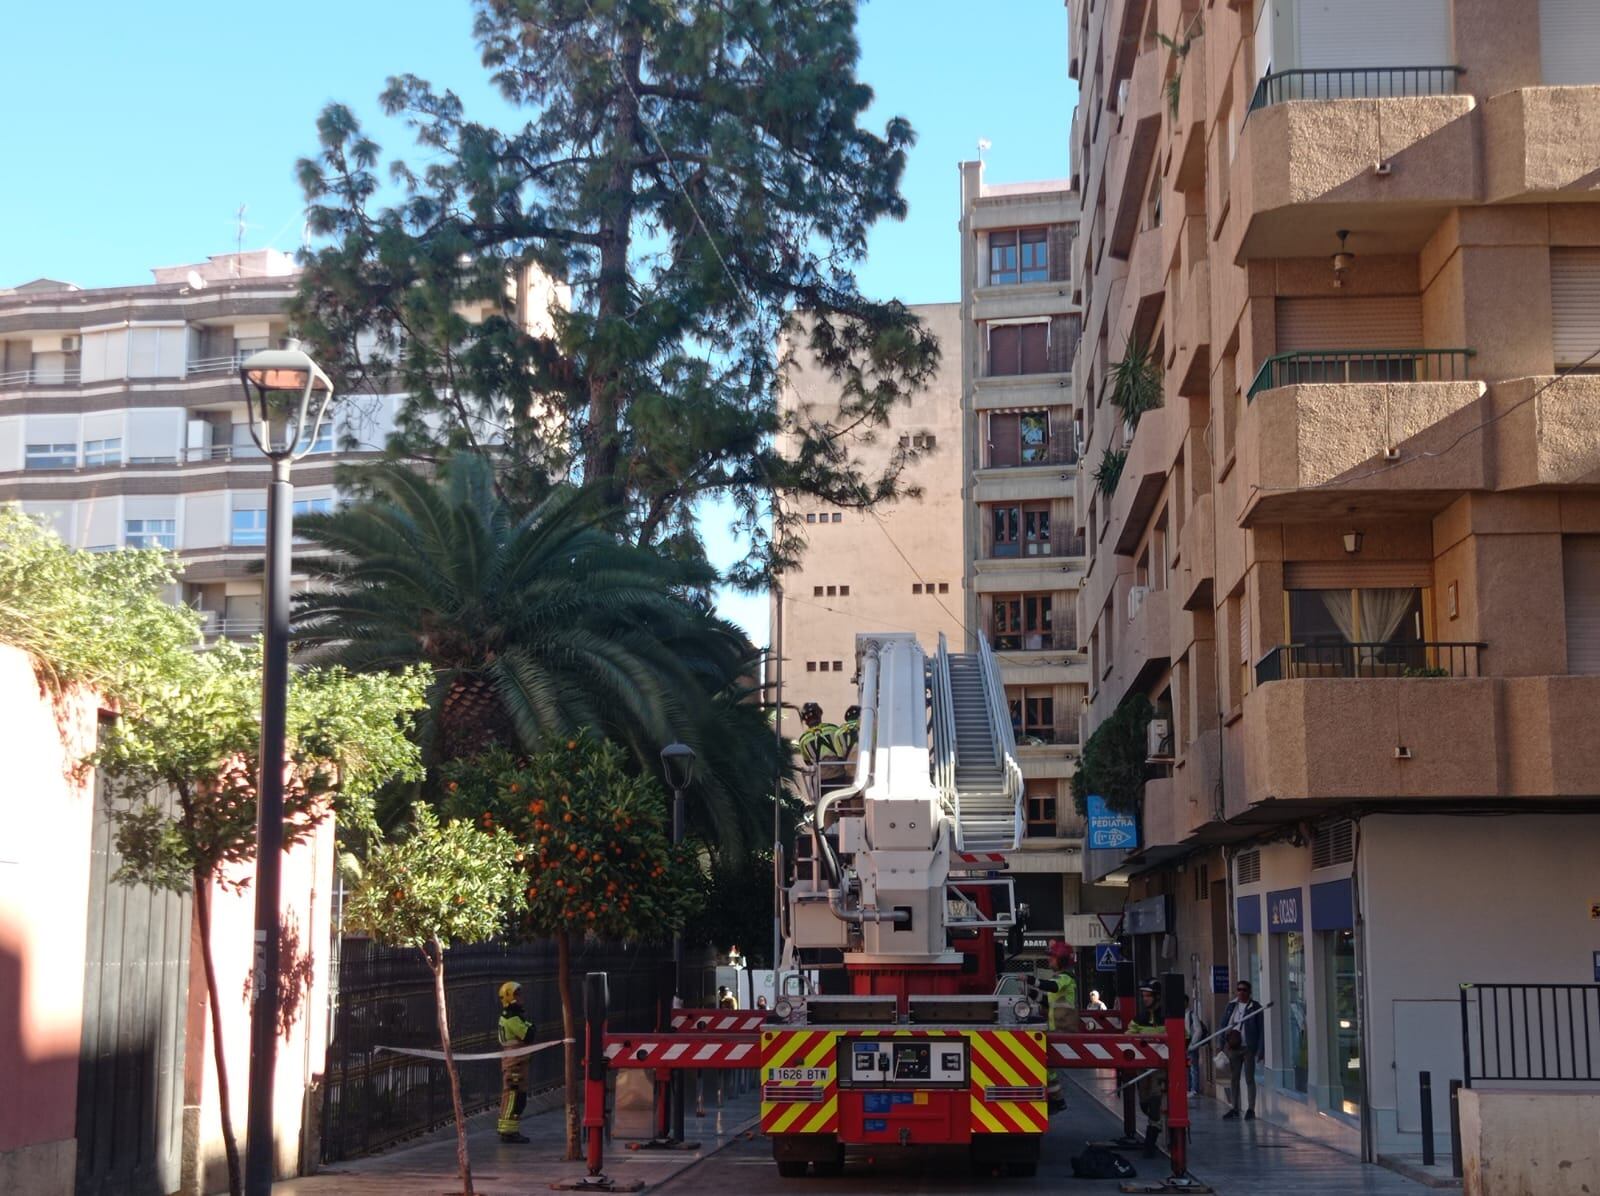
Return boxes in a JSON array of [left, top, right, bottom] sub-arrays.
[[237, 340, 334, 1196], [659, 741, 696, 1142]]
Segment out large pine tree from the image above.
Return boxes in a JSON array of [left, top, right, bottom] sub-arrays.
[[294, 0, 939, 582]]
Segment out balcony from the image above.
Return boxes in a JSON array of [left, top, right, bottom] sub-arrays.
[[1248, 66, 1464, 112], [0, 366, 82, 389], [1234, 88, 1477, 261], [1240, 672, 1600, 810], [1174, 491, 1214, 612], [1482, 87, 1600, 203], [1248, 349, 1475, 400], [1255, 641, 1483, 686], [988, 623, 1077, 655], [1106, 47, 1163, 259]]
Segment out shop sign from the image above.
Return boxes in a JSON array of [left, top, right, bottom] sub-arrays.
[[1125, 895, 1169, 935], [1266, 887, 1303, 934], [1211, 965, 1230, 994], [1086, 794, 1139, 851]]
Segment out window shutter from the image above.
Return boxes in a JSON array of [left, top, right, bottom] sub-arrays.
[[1051, 314, 1082, 373], [1240, 595, 1252, 676], [1237, 850, 1262, 886], [1541, 0, 1600, 85], [988, 413, 1020, 467], [1312, 820, 1355, 870], [1551, 249, 1600, 368], [1295, 0, 1449, 70], [1563, 536, 1600, 674], [1275, 296, 1424, 351], [1048, 225, 1074, 282], [1020, 324, 1049, 374], [1283, 561, 1434, 589], [989, 325, 1021, 376]]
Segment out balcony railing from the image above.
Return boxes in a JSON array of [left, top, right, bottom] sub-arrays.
[[1015, 723, 1082, 748], [1255, 641, 1485, 685], [0, 367, 82, 388], [989, 623, 1078, 654], [199, 616, 265, 643], [187, 353, 257, 377], [984, 441, 1079, 469], [1248, 65, 1464, 112], [987, 530, 1088, 561], [1247, 348, 1475, 400]]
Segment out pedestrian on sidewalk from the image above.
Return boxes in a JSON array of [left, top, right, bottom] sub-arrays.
[[1128, 980, 1167, 1157], [1086, 989, 1107, 1011], [497, 980, 537, 1143], [1221, 980, 1263, 1121], [717, 985, 737, 1010]]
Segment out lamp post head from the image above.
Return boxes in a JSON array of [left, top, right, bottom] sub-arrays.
[[238, 339, 334, 461], [660, 741, 696, 791]]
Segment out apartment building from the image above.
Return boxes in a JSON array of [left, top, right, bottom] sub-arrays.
[[958, 165, 1117, 953], [0, 251, 401, 635], [1069, 0, 1600, 1159], [773, 302, 965, 725]]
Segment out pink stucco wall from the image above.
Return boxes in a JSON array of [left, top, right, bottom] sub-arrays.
[[0, 644, 98, 1186]]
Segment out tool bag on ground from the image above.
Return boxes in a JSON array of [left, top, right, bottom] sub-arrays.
[[1070, 1143, 1138, 1179]]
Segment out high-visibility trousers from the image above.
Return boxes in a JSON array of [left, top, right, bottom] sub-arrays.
[[498, 1057, 529, 1135]]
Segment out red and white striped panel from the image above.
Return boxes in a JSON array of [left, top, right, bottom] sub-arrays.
[[952, 851, 1009, 869], [604, 1033, 760, 1070], [1047, 1034, 1170, 1067], [1077, 1014, 1126, 1033], [671, 1009, 769, 1033]]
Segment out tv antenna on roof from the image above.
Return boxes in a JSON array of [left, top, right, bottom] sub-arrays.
[[977, 138, 991, 163], [234, 203, 248, 275]]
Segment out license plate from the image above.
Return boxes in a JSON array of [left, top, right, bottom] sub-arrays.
[[767, 1066, 830, 1082]]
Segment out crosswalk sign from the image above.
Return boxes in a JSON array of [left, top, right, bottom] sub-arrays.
[[1094, 943, 1122, 972]]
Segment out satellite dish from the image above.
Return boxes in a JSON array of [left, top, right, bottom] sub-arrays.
[[186, 270, 207, 291]]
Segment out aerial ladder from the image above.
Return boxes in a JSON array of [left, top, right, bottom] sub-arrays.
[[578, 632, 1192, 1186]]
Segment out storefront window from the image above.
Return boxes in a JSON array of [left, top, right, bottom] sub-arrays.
[[1274, 932, 1308, 1094], [1319, 929, 1360, 1116]]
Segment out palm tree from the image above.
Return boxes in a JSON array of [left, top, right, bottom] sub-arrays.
[[291, 454, 778, 851]]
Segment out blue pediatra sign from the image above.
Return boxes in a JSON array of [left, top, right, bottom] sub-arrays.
[[1086, 794, 1139, 851]]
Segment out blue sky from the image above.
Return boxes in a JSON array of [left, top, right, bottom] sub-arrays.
[[0, 0, 1077, 644]]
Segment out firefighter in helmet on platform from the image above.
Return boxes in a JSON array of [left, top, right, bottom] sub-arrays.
[[1041, 939, 1079, 1111], [497, 980, 537, 1143]]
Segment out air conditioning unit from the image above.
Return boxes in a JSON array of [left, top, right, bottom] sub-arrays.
[[1127, 584, 1150, 622], [1147, 719, 1173, 761], [59, 335, 80, 353]]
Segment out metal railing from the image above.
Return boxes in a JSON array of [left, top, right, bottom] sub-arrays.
[[1255, 641, 1485, 685], [987, 529, 1088, 561], [1248, 348, 1475, 399], [0, 366, 82, 388], [1249, 65, 1464, 111], [1461, 983, 1600, 1086], [976, 635, 1025, 850], [199, 617, 265, 642], [988, 622, 1077, 654], [931, 633, 960, 823], [186, 353, 255, 376]]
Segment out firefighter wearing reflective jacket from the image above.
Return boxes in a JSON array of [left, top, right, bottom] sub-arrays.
[[1043, 941, 1079, 1111], [1128, 980, 1166, 1157], [497, 981, 536, 1143]]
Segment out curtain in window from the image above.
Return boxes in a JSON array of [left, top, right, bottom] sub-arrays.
[[1361, 588, 1414, 645], [1319, 590, 1357, 640]]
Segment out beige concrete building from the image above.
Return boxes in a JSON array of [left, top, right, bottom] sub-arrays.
[[0, 251, 401, 634], [773, 302, 966, 724], [1069, 0, 1600, 1160], [957, 166, 1118, 948]]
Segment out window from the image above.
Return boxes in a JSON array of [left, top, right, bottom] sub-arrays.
[[913, 583, 923, 594], [807, 661, 818, 672], [1274, 929, 1309, 1094], [990, 593, 1053, 651], [988, 228, 1048, 286], [987, 323, 1050, 376], [840, 585, 851, 597], [806, 513, 817, 524], [83, 438, 122, 466], [293, 497, 333, 517], [1284, 587, 1425, 675], [231, 508, 268, 546], [125, 519, 175, 550], [825, 585, 837, 596], [26, 442, 77, 469], [986, 411, 1051, 468], [831, 512, 842, 523], [813, 585, 824, 597], [1552, 249, 1600, 370], [832, 660, 843, 671], [295, 421, 335, 454], [991, 504, 1052, 557], [1009, 688, 1056, 744], [1024, 777, 1058, 837], [1319, 927, 1361, 1116], [939, 583, 949, 594]]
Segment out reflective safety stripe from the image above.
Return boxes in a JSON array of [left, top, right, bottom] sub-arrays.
[[966, 1030, 1047, 1134], [760, 1030, 839, 1136]]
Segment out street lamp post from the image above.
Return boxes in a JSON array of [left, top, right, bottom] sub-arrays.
[[659, 741, 696, 1143], [237, 341, 333, 1196]]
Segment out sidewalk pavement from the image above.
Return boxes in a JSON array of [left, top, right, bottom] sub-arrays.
[[275, 1084, 760, 1195], [1066, 1070, 1440, 1195]]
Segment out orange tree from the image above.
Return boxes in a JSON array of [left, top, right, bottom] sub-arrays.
[[443, 732, 701, 1159]]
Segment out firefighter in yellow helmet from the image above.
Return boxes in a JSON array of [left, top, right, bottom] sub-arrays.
[[497, 981, 537, 1143]]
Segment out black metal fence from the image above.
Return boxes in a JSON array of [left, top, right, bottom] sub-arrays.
[[1247, 348, 1476, 399], [319, 936, 718, 1162], [1249, 65, 1464, 110], [1255, 641, 1484, 685], [1460, 983, 1600, 1086]]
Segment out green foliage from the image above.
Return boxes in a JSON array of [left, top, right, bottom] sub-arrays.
[[1156, 15, 1204, 121], [293, 454, 785, 854], [1401, 666, 1450, 678], [343, 804, 527, 951], [97, 641, 429, 893], [1093, 446, 1128, 496], [685, 850, 777, 970], [441, 734, 702, 942], [1072, 694, 1156, 817], [292, 0, 941, 582], [1109, 335, 1163, 425], [0, 506, 200, 704]]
